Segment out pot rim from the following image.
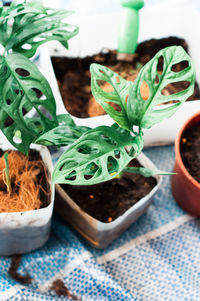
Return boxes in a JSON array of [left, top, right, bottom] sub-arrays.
[[174, 111, 200, 189]]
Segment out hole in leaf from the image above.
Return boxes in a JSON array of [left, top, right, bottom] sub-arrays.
[[99, 69, 105, 74], [21, 44, 32, 50], [33, 37, 45, 42], [116, 76, 120, 84], [153, 101, 180, 111], [125, 94, 129, 103], [15, 89, 23, 95], [77, 145, 99, 154], [154, 75, 159, 84], [23, 106, 38, 118], [37, 13, 46, 19], [99, 135, 117, 146], [161, 81, 190, 95], [107, 156, 119, 174], [114, 150, 120, 159], [31, 88, 43, 99], [84, 163, 99, 180], [97, 80, 114, 93], [157, 56, 164, 74], [13, 130, 22, 144], [4, 116, 14, 128], [171, 60, 189, 72], [84, 174, 93, 180], [6, 99, 11, 105], [65, 170, 76, 181], [38, 106, 53, 121], [140, 81, 150, 100], [15, 68, 30, 77], [85, 162, 99, 175], [106, 102, 122, 112]]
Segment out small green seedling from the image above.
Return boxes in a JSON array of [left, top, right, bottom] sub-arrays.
[[38, 46, 195, 185], [0, 0, 78, 154]]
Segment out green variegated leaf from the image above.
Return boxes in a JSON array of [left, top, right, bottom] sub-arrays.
[[90, 64, 132, 131], [52, 126, 144, 185], [0, 1, 78, 58], [127, 46, 195, 128], [35, 124, 90, 147], [0, 52, 58, 154], [0, 2, 45, 47]]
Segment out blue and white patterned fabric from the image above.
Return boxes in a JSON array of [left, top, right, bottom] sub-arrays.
[[1, 145, 199, 301]]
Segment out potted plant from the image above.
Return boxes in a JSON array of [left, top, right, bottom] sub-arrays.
[[37, 45, 195, 248], [43, 4, 200, 146], [0, 0, 78, 256], [171, 111, 200, 216]]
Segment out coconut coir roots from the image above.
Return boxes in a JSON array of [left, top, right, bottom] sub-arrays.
[[0, 150, 50, 213]]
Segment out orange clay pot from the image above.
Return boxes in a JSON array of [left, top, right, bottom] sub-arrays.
[[171, 112, 200, 216]]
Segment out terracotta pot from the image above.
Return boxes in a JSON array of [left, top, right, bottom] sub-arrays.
[[55, 152, 161, 249], [0, 141, 55, 256], [171, 112, 200, 216]]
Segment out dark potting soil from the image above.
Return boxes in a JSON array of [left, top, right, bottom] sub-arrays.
[[62, 159, 157, 223], [52, 36, 200, 118], [180, 122, 200, 183], [8, 255, 32, 284]]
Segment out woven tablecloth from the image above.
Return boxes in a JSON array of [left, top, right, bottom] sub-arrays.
[[0, 145, 199, 301]]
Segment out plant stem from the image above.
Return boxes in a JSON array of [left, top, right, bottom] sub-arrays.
[[4, 153, 11, 193]]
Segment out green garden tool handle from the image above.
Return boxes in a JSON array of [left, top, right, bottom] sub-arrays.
[[118, 0, 144, 55]]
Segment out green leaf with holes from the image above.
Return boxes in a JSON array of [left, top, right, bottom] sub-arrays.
[[127, 46, 195, 129], [35, 124, 90, 147], [0, 52, 58, 154], [52, 126, 144, 185], [0, 0, 78, 58], [90, 64, 132, 131]]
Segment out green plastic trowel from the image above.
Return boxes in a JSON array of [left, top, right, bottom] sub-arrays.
[[117, 0, 144, 61]]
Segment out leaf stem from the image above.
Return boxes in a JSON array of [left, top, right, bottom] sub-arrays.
[[4, 153, 11, 193]]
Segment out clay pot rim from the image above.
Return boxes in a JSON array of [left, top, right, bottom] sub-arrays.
[[175, 111, 200, 189]]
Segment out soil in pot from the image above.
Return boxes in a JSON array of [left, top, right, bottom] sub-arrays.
[[180, 122, 200, 183], [61, 159, 157, 223], [0, 149, 50, 213], [52, 36, 200, 118]]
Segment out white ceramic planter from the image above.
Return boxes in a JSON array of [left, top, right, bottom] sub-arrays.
[[39, 5, 200, 147], [55, 152, 161, 249], [0, 139, 55, 256]]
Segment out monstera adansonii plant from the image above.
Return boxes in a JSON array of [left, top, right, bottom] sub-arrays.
[[36, 46, 195, 185]]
